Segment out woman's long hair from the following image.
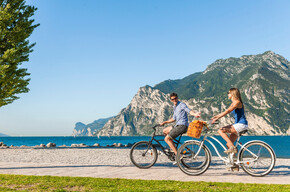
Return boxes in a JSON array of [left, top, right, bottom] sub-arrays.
[[229, 88, 244, 107]]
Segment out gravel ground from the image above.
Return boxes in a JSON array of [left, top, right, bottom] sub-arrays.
[[0, 148, 289, 184]]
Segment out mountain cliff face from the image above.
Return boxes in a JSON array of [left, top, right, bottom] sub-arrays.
[[96, 51, 289, 136], [0, 133, 9, 137], [72, 117, 112, 136], [155, 51, 289, 135], [96, 86, 173, 136]]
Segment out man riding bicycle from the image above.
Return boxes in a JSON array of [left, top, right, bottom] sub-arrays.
[[160, 93, 201, 159]]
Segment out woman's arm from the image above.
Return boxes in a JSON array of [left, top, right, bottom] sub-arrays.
[[211, 101, 240, 123]]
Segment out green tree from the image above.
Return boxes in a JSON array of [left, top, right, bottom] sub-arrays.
[[0, 0, 39, 107]]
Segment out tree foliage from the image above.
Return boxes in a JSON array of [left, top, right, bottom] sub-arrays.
[[0, 0, 39, 107]]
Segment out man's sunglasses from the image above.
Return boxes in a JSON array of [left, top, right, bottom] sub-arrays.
[[170, 97, 177, 101]]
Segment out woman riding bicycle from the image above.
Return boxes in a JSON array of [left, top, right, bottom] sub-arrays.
[[211, 88, 248, 154]]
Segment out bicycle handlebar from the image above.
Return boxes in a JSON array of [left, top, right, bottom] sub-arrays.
[[152, 124, 161, 130], [204, 120, 219, 125]]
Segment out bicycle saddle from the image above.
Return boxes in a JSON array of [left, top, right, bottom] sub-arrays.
[[238, 129, 248, 136]]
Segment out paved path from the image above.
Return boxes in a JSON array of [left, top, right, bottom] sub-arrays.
[[0, 162, 289, 184], [0, 148, 289, 184]]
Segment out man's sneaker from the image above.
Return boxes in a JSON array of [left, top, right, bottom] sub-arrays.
[[224, 146, 237, 154], [164, 148, 170, 154], [169, 153, 176, 161], [173, 160, 177, 165]]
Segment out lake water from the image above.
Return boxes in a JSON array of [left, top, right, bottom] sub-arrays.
[[0, 136, 289, 158]]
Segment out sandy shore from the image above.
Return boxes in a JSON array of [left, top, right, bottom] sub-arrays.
[[0, 148, 289, 184]]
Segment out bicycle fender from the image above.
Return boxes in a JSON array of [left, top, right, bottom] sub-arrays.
[[238, 140, 276, 159], [182, 140, 212, 159], [184, 139, 200, 144]]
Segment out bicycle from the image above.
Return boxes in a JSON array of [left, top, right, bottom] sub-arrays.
[[130, 124, 184, 168], [176, 121, 276, 177]]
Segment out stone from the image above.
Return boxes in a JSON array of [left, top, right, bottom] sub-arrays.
[[79, 143, 88, 147], [116, 143, 122, 147], [71, 144, 79, 147], [93, 143, 100, 147], [46, 142, 56, 147], [127, 143, 133, 147], [40, 144, 46, 147]]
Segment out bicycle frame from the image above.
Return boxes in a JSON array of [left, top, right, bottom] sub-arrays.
[[148, 126, 183, 156], [190, 130, 260, 165]]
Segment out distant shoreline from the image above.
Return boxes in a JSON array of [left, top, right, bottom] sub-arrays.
[[1, 135, 289, 158], [1, 135, 290, 137]]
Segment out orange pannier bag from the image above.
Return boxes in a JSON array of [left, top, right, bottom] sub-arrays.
[[187, 120, 207, 138]]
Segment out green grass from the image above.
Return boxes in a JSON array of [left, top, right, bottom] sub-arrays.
[[0, 174, 289, 192]]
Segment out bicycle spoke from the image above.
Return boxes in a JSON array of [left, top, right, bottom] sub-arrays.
[[130, 141, 157, 169], [240, 141, 275, 176], [176, 141, 211, 176]]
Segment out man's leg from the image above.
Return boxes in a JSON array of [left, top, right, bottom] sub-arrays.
[[164, 125, 187, 156], [163, 126, 177, 154], [164, 135, 177, 155], [163, 126, 172, 136]]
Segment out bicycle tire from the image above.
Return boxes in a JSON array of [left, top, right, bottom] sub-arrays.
[[130, 141, 158, 169], [176, 140, 211, 176], [239, 141, 276, 177]]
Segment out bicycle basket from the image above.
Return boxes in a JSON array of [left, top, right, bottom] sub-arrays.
[[187, 120, 205, 138]]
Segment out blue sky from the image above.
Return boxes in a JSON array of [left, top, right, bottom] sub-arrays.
[[0, 0, 289, 136]]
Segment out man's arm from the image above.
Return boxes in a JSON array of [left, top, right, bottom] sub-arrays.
[[189, 110, 201, 118], [160, 118, 175, 126], [182, 103, 201, 118]]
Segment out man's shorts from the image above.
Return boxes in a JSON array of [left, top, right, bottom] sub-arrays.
[[168, 125, 188, 139], [233, 123, 248, 133]]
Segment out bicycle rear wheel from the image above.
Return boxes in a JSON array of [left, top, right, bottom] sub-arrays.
[[239, 141, 276, 177], [130, 141, 158, 169], [176, 140, 211, 176]]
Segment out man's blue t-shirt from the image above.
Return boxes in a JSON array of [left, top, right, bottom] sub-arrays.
[[173, 101, 191, 127]]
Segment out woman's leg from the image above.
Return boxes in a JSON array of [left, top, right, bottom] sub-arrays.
[[229, 133, 238, 146], [218, 125, 238, 148]]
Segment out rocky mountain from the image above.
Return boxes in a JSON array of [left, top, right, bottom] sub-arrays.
[[97, 51, 290, 136], [155, 51, 289, 135], [0, 133, 9, 137], [72, 117, 112, 136], [96, 86, 173, 136]]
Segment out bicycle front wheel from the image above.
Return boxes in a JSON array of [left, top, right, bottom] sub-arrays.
[[239, 141, 276, 177], [176, 140, 211, 176], [130, 141, 158, 169]]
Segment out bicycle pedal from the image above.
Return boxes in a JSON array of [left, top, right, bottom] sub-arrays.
[[232, 167, 239, 172], [164, 149, 172, 155], [226, 164, 239, 172], [168, 153, 176, 161], [226, 167, 232, 172]]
